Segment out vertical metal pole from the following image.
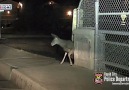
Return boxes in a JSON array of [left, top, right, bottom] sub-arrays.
[[95, 0, 99, 72], [77, 8, 80, 28], [99, 34, 106, 71], [78, 0, 84, 8]]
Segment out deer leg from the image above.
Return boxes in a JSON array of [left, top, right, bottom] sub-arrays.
[[60, 52, 67, 64], [68, 52, 73, 66]]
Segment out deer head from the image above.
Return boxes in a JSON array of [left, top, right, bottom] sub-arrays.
[[51, 34, 59, 46]]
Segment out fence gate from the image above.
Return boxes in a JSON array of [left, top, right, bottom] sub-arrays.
[[95, 0, 129, 75]]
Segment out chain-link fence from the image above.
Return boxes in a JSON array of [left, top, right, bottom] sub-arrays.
[[78, 0, 95, 28], [77, 0, 129, 75], [95, 0, 129, 76]]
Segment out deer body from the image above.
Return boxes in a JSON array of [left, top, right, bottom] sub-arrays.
[[51, 34, 74, 65]]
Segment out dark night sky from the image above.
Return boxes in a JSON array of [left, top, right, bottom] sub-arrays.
[[11, 0, 80, 37], [13, 0, 80, 6]]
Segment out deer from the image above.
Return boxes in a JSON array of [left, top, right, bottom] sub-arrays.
[[51, 34, 74, 65]]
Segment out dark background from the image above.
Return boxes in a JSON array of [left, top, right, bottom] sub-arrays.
[[11, 0, 80, 39]]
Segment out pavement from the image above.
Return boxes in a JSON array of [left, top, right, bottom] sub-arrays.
[[0, 44, 129, 90]]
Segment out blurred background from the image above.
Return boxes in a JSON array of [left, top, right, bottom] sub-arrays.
[[0, 0, 80, 40]]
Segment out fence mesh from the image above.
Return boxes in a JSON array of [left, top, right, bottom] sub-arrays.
[[99, 0, 129, 13], [78, 0, 95, 27], [97, 0, 129, 76], [77, 0, 129, 76], [99, 15, 129, 31]]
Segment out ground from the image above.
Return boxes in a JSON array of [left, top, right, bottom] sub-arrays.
[[1, 36, 69, 62]]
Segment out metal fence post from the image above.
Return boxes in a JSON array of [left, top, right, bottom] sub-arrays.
[[95, 0, 99, 72]]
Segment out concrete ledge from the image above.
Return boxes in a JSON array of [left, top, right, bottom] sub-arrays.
[[0, 62, 18, 80], [0, 62, 12, 80], [11, 69, 47, 90]]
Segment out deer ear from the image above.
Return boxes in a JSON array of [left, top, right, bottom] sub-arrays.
[[51, 34, 58, 38]]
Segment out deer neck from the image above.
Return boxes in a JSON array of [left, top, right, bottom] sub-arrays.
[[57, 38, 67, 48]]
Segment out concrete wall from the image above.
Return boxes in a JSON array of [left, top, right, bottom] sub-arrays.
[[73, 28, 94, 70]]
